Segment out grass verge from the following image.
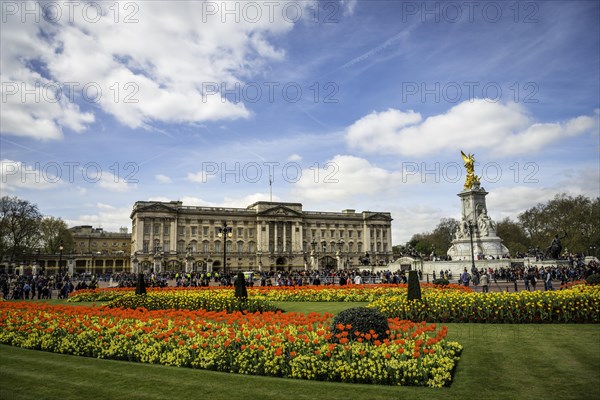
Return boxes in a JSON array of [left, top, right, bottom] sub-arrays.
[[1, 320, 598, 399]]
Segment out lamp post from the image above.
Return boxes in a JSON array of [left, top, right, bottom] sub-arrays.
[[257, 250, 263, 272], [302, 251, 307, 271], [153, 245, 162, 274], [322, 241, 327, 270], [467, 221, 476, 274], [186, 245, 193, 273], [133, 251, 139, 273], [58, 240, 64, 281], [35, 249, 41, 276], [217, 222, 233, 278], [337, 239, 344, 270], [311, 239, 318, 270]]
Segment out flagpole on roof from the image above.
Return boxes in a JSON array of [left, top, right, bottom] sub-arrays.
[[269, 174, 273, 202]]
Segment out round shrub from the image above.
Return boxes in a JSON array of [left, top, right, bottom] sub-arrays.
[[586, 274, 600, 285], [331, 307, 389, 343], [433, 278, 450, 286]]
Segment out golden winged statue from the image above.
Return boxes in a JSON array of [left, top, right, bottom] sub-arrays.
[[461, 150, 480, 190]]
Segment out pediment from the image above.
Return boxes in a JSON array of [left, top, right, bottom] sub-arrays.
[[365, 213, 392, 221], [137, 203, 178, 214], [258, 205, 303, 217]]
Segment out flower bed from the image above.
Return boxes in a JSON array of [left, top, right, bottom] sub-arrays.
[[69, 283, 471, 303], [106, 291, 280, 313], [369, 284, 600, 323], [0, 302, 462, 387]]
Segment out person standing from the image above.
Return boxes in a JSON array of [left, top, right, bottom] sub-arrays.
[[460, 268, 470, 287], [23, 282, 31, 299], [530, 273, 537, 291], [354, 274, 362, 285], [545, 268, 553, 291], [480, 273, 489, 293]]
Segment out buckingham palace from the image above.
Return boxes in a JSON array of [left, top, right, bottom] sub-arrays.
[[130, 200, 393, 273]]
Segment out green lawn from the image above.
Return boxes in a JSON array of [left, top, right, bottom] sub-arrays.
[[1, 302, 599, 400], [272, 301, 369, 314]]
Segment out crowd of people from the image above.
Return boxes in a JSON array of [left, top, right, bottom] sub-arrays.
[[0, 273, 96, 300], [453, 259, 599, 292], [0, 257, 598, 300]]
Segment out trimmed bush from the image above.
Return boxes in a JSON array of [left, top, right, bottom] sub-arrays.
[[331, 307, 389, 343], [586, 274, 600, 285], [135, 273, 146, 295], [407, 270, 422, 301], [235, 272, 248, 299], [432, 278, 450, 286]]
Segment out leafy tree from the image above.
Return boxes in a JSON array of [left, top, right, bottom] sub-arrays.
[[430, 218, 460, 254], [408, 218, 459, 258], [496, 218, 530, 255], [0, 196, 42, 262], [518, 194, 599, 256], [40, 217, 74, 254]]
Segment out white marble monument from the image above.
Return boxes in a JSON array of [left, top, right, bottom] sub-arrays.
[[447, 152, 509, 260]]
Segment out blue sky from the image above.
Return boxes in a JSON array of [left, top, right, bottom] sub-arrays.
[[1, 0, 599, 244]]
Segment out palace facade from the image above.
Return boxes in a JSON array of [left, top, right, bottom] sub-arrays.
[[11, 225, 132, 276], [130, 201, 393, 273]]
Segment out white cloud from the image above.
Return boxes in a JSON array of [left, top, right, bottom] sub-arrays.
[[155, 174, 172, 184], [222, 193, 281, 207], [187, 171, 216, 183], [346, 100, 596, 157], [389, 204, 454, 244], [98, 171, 136, 192], [1, 1, 302, 139], [340, 0, 358, 16], [486, 186, 560, 218], [292, 155, 401, 201], [288, 153, 302, 162], [66, 204, 131, 232], [0, 159, 62, 191], [179, 196, 215, 207], [0, 16, 95, 140], [148, 193, 277, 208], [484, 166, 600, 221], [148, 196, 172, 203]]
